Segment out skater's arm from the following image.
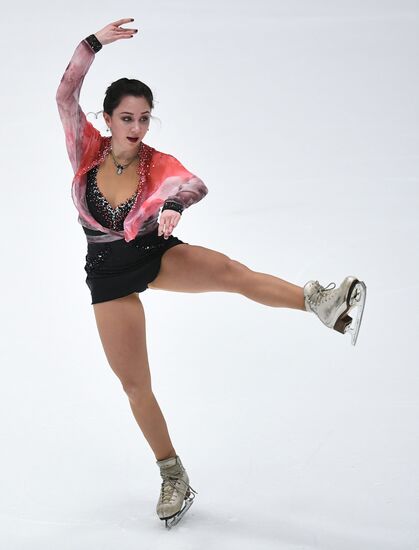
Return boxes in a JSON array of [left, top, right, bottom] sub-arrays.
[[153, 153, 208, 238], [158, 153, 209, 214], [55, 18, 137, 173], [55, 36, 101, 173]]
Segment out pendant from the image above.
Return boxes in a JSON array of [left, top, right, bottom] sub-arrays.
[[116, 165, 124, 175]]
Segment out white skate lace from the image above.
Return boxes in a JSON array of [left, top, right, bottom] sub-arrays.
[[308, 281, 336, 307], [160, 474, 198, 504]]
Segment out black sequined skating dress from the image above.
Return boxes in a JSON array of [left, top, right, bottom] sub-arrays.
[[83, 165, 187, 305]]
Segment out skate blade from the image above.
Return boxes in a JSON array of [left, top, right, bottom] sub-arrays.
[[345, 281, 367, 346], [164, 496, 195, 529]]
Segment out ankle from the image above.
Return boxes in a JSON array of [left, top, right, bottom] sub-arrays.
[[156, 449, 177, 462]]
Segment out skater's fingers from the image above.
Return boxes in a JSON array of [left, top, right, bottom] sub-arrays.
[[110, 18, 135, 27], [168, 216, 179, 229], [95, 21, 139, 45], [158, 219, 167, 237], [163, 222, 172, 238], [161, 212, 180, 238], [113, 26, 137, 32]]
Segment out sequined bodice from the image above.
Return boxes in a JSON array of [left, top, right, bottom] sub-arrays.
[[85, 165, 138, 231]]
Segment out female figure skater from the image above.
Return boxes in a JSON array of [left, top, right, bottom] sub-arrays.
[[56, 18, 367, 529]]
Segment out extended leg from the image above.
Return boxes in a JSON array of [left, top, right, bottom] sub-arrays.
[[235, 266, 306, 310], [149, 244, 306, 311], [150, 243, 366, 345]]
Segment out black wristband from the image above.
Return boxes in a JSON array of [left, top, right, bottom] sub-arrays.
[[85, 34, 103, 53], [161, 200, 184, 215]]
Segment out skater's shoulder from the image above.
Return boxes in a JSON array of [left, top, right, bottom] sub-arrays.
[[149, 146, 177, 163], [148, 146, 187, 172]]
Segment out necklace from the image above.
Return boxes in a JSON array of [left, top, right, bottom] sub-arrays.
[[110, 146, 140, 175]]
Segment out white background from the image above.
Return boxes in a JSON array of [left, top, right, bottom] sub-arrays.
[[1, 1, 418, 548]]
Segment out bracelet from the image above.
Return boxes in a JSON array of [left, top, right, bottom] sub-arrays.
[[85, 34, 103, 53], [161, 200, 184, 215]]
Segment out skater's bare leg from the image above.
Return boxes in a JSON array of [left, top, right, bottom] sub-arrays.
[[149, 244, 306, 311], [93, 293, 176, 462], [238, 269, 306, 310]]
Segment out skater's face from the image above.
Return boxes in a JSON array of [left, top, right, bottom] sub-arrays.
[[103, 95, 151, 152]]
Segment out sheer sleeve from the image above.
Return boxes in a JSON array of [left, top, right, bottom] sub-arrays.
[[55, 36, 102, 174], [123, 150, 208, 241], [155, 153, 208, 214]]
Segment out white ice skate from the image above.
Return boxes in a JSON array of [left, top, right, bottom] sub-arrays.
[[156, 455, 197, 529], [304, 275, 367, 346]]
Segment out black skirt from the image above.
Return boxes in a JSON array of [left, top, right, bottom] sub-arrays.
[[83, 226, 187, 304]]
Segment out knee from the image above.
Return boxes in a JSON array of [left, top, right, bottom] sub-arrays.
[[122, 381, 153, 404], [223, 258, 250, 292]]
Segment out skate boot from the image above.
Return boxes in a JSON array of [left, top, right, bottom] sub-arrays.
[[304, 275, 367, 346], [156, 454, 197, 529]]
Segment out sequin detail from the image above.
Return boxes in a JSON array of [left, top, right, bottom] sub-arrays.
[[86, 165, 138, 231], [84, 34, 102, 53], [133, 240, 168, 254], [161, 200, 184, 214], [79, 138, 152, 240], [84, 246, 111, 274]]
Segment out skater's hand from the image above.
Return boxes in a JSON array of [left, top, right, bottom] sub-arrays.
[[158, 210, 181, 239], [94, 18, 138, 46]]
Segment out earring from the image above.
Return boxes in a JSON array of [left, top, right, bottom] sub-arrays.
[[106, 127, 110, 132]]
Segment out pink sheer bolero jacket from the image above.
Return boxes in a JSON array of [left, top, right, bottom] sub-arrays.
[[55, 37, 208, 243]]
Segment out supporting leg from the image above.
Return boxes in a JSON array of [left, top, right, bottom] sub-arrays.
[[93, 293, 179, 462], [126, 391, 177, 462]]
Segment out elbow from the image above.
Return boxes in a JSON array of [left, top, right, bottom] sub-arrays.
[[199, 179, 209, 197], [192, 175, 208, 197], [55, 82, 62, 103], [56, 83, 73, 113], [55, 68, 75, 105], [55, 82, 67, 106]]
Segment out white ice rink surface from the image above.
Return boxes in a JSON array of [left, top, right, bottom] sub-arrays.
[[1, 1, 418, 548]]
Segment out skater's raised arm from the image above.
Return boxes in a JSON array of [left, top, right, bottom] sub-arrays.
[[55, 18, 137, 173]]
